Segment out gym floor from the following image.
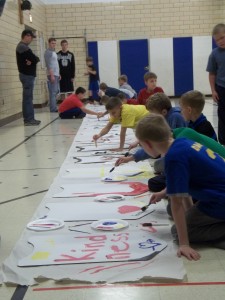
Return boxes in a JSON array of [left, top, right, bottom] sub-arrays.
[[0, 99, 225, 300]]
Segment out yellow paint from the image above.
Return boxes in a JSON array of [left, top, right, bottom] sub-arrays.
[[100, 166, 105, 177], [32, 252, 50, 260], [46, 239, 55, 246]]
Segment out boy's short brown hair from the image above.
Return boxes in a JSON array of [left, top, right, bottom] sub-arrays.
[[118, 75, 128, 82], [212, 23, 225, 35], [146, 93, 171, 112], [105, 97, 122, 111], [144, 72, 157, 82], [136, 114, 171, 142], [180, 90, 205, 114], [60, 39, 68, 45], [100, 95, 110, 105], [117, 93, 127, 100], [48, 37, 56, 43], [86, 56, 93, 62], [99, 82, 108, 91]]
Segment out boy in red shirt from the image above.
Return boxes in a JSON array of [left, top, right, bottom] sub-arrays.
[[137, 72, 164, 105], [59, 87, 102, 119]]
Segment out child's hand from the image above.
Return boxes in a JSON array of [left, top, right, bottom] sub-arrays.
[[150, 190, 166, 204], [177, 245, 201, 261], [115, 156, 133, 166], [97, 112, 105, 118], [93, 134, 100, 141], [98, 90, 105, 97], [129, 141, 139, 151]]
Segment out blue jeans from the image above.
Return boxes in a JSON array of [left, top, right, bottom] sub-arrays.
[[19, 73, 35, 122], [88, 80, 99, 101], [47, 76, 59, 112], [59, 108, 86, 119]]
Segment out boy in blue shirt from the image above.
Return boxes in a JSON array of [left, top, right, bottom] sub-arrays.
[[180, 90, 217, 141], [136, 114, 225, 260], [207, 23, 225, 145], [146, 93, 187, 129], [84, 56, 100, 102]]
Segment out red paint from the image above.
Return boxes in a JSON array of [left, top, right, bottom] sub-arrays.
[[33, 282, 225, 292], [118, 205, 140, 214], [72, 182, 148, 197]]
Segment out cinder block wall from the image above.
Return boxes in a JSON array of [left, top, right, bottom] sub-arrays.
[[45, 0, 224, 93], [0, 0, 47, 124], [0, 0, 224, 124]]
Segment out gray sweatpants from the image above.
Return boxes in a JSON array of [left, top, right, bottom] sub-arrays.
[[172, 205, 225, 245]]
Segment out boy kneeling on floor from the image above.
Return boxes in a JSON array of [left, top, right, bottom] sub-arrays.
[[59, 87, 103, 119], [136, 114, 225, 260]]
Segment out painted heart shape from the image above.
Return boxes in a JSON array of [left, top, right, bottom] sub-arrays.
[[118, 205, 140, 214]]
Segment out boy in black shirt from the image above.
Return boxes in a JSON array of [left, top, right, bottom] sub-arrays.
[[180, 90, 217, 141], [84, 56, 99, 102], [57, 40, 75, 93]]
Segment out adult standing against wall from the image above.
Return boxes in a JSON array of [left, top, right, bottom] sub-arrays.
[[16, 30, 41, 126], [44, 38, 60, 112], [57, 40, 75, 94]]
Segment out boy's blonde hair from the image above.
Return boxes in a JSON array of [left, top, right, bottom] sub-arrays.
[[105, 97, 122, 111], [146, 93, 171, 112], [118, 75, 128, 82], [144, 72, 157, 82], [212, 23, 225, 35], [136, 114, 171, 142], [180, 90, 205, 114]]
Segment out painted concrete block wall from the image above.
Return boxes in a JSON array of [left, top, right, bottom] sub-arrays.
[[0, 0, 47, 123], [0, 0, 224, 123], [44, 0, 224, 95]]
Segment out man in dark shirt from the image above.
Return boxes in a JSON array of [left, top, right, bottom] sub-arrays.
[[16, 30, 40, 125]]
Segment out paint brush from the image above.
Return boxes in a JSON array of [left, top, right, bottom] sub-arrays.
[[94, 139, 97, 148], [109, 151, 130, 173], [142, 223, 170, 227], [141, 203, 151, 212]]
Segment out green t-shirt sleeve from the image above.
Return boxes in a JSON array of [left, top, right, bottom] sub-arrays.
[[173, 127, 225, 159]]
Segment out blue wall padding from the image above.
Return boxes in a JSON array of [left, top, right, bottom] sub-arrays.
[[119, 39, 149, 93], [173, 37, 193, 96]]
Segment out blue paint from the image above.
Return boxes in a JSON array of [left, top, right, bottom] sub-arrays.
[[139, 239, 162, 251], [173, 37, 193, 96], [102, 221, 117, 225], [119, 39, 149, 93]]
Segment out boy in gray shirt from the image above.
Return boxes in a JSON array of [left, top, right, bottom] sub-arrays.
[[207, 23, 225, 145], [44, 38, 60, 112]]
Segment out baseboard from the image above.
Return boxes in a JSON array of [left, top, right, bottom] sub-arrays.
[[34, 102, 48, 108], [0, 112, 22, 127]]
